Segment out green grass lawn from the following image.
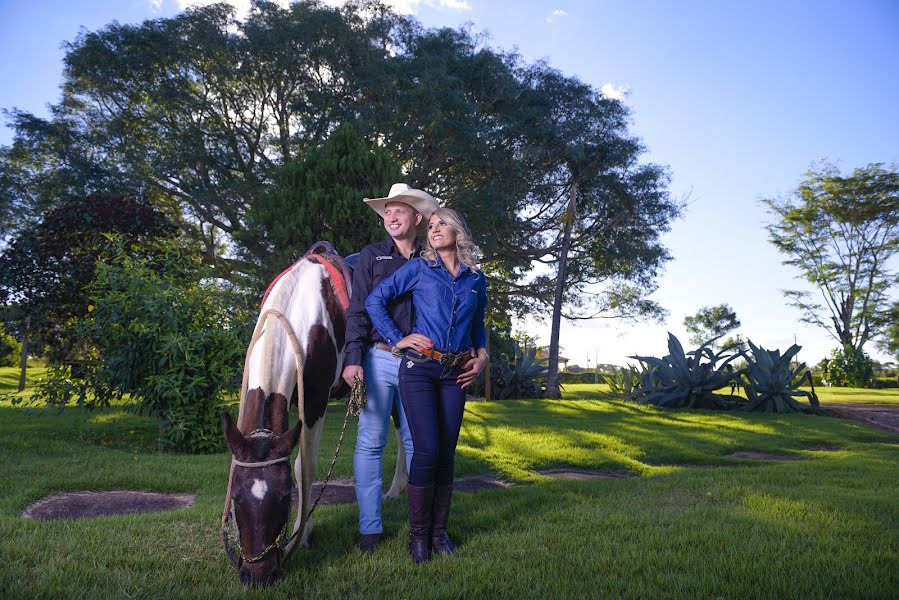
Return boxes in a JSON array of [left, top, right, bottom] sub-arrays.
[[1, 369, 897, 598], [562, 382, 899, 405]]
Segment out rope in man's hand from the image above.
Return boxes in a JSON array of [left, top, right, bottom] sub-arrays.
[[348, 376, 367, 417]]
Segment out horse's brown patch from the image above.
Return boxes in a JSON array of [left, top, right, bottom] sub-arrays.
[[22, 491, 195, 520], [321, 278, 346, 350], [303, 323, 336, 427], [243, 388, 289, 434]]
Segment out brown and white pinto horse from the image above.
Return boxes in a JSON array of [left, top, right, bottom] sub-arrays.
[[222, 245, 407, 586]]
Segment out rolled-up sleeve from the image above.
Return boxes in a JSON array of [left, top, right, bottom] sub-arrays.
[[366, 260, 420, 347], [470, 275, 488, 350]]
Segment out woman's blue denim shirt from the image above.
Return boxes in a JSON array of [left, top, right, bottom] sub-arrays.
[[365, 256, 487, 353]]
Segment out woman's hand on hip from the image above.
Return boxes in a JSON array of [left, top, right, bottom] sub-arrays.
[[395, 334, 434, 352], [457, 355, 488, 389]]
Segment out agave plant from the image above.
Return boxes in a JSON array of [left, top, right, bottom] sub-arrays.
[[607, 364, 649, 399], [740, 341, 823, 413], [628, 333, 742, 409], [492, 341, 549, 400]]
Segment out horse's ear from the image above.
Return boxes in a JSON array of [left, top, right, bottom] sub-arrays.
[[273, 420, 302, 457], [223, 411, 246, 456]]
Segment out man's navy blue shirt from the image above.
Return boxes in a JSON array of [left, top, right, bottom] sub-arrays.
[[343, 237, 421, 368], [366, 256, 487, 354]]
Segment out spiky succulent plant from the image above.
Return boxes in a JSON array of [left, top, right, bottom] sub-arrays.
[[740, 341, 823, 413], [628, 333, 741, 409]]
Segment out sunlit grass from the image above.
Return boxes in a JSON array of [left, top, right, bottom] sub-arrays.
[[562, 381, 899, 405], [1, 372, 897, 598]]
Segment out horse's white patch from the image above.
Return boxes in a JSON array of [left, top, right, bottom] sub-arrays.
[[251, 479, 268, 501]]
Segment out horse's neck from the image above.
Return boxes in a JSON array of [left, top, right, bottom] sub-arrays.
[[242, 387, 290, 435]]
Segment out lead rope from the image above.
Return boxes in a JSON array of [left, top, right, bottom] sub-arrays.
[[284, 377, 367, 549]]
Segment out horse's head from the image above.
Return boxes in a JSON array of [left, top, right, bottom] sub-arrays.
[[224, 412, 301, 587]]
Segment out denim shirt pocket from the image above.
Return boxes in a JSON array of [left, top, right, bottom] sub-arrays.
[[419, 280, 446, 304]]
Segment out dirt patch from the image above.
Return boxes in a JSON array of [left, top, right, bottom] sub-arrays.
[[454, 475, 514, 492], [540, 468, 634, 481], [826, 404, 899, 435], [22, 491, 196, 520], [726, 451, 804, 461], [288, 475, 513, 507]]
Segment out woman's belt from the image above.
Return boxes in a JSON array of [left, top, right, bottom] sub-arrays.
[[408, 347, 470, 368]]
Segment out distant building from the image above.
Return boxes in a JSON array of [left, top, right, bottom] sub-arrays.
[[536, 346, 570, 371]]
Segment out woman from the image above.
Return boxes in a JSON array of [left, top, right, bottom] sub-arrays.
[[365, 207, 489, 563]]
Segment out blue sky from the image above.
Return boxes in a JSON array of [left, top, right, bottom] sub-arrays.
[[2, 0, 898, 367]]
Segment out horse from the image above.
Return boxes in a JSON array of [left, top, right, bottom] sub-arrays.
[[221, 244, 407, 586]]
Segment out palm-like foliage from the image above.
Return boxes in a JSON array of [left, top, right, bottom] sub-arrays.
[[740, 341, 823, 413], [628, 333, 741, 409], [492, 341, 549, 400]]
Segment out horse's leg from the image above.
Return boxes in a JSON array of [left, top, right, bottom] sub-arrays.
[[384, 429, 409, 499], [294, 416, 325, 549]]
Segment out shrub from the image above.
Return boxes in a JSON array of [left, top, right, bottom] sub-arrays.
[[0, 324, 21, 367], [629, 333, 741, 409], [78, 237, 249, 453], [821, 347, 874, 388], [739, 341, 822, 413]]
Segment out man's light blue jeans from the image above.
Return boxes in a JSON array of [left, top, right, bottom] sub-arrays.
[[354, 347, 415, 534]]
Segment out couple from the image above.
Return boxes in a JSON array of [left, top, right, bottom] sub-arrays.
[[341, 183, 489, 564]]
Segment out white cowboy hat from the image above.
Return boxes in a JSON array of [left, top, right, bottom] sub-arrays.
[[364, 183, 439, 232]]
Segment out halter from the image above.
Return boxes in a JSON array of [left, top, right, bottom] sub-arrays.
[[225, 429, 293, 566]]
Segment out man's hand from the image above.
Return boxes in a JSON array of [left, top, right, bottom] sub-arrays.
[[395, 334, 434, 352], [342, 365, 364, 387], [456, 354, 488, 390]]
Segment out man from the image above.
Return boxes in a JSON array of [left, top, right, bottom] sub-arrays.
[[342, 183, 439, 553]]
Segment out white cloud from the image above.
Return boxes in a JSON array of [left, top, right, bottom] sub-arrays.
[[546, 8, 568, 23], [600, 83, 630, 101], [148, 0, 164, 12]]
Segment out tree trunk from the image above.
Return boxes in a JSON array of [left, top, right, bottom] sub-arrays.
[[18, 314, 29, 392], [545, 178, 579, 399]]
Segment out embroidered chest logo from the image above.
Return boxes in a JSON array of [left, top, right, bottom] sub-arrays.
[[375, 256, 394, 261]]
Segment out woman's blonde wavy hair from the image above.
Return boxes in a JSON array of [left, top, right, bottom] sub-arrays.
[[421, 207, 483, 271]]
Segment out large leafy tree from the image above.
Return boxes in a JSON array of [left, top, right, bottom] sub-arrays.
[[763, 163, 899, 353], [508, 65, 680, 398], [7, 1, 395, 277], [1, 2, 679, 386]]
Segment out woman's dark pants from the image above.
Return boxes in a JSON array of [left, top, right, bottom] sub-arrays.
[[399, 353, 466, 562], [398, 355, 466, 487]]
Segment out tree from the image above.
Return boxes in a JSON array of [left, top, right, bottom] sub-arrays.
[[763, 162, 899, 353], [2, 1, 397, 279], [238, 123, 401, 284], [683, 304, 741, 349], [0, 195, 175, 364], [509, 65, 680, 398]]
